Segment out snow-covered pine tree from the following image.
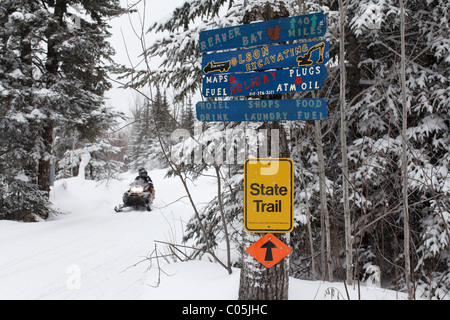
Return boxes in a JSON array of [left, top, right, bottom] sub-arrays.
[[152, 86, 175, 139], [339, 0, 449, 298], [288, 0, 450, 297], [39, 0, 125, 192], [0, 0, 125, 221], [127, 0, 449, 298], [0, 1, 54, 220], [127, 86, 174, 170], [127, 96, 153, 170], [179, 97, 195, 134]]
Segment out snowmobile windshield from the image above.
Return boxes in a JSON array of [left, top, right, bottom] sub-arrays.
[[130, 178, 149, 187], [129, 178, 149, 192]]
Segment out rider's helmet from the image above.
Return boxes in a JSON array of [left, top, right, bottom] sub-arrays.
[[138, 167, 148, 177]]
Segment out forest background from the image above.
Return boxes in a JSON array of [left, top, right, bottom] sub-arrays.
[[0, 0, 448, 300]]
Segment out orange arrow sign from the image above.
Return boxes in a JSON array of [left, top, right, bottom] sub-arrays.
[[246, 233, 292, 269]]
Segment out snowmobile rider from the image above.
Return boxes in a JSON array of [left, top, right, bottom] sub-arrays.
[[136, 167, 155, 199]]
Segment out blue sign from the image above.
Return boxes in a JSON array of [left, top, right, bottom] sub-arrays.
[[196, 99, 328, 122], [202, 40, 329, 75], [199, 12, 326, 52], [202, 65, 327, 97]]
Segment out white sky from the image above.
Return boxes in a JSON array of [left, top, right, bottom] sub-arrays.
[[105, 0, 181, 122]]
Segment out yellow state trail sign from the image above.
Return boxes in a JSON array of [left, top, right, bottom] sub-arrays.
[[244, 158, 293, 233]]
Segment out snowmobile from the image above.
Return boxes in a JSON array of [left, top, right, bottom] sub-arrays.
[[114, 178, 153, 212]]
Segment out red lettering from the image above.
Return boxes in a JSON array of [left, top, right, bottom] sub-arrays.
[[271, 71, 276, 80], [244, 81, 250, 90], [255, 77, 261, 86], [230, 86, 236, 95], [237, 84, 242, 92], [263, 74, 269, 84]]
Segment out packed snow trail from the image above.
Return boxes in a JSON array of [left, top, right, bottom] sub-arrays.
[[0, 169, 410, 300], [0, 169, 216, 299]]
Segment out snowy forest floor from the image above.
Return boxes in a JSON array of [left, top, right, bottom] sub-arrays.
[[0, 169, 410, 300]]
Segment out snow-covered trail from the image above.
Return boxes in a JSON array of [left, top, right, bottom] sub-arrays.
[[0, 169, 216, 300], [0, 168, 410, 300]]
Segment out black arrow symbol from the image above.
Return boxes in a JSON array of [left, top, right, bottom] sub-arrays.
[[261, 240, 277, 261]]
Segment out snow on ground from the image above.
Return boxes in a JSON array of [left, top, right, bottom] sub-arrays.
[[0, 169, 408, 300]]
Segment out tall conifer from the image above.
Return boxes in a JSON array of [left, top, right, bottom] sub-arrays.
[[0, 0, 124, 220]]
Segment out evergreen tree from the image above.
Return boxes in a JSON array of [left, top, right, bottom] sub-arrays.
[[288, 0, 450, 297], [127, 86, 175, 170], [0, 0, 53, 220], [134, 0, 449, 299], [179, 97, 195, 134], [0, 0, 124, 221], [152, 86, 175, 137], [127, 97, 153, 170]]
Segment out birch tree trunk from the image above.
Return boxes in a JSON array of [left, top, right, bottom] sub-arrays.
[[315, 120, 333, 282], [338, 0, 353, 285], [298, 148, 317, 280], [297, 0, 323, 283], [400, 0, 413, 300]]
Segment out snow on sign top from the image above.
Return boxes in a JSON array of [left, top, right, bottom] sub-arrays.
[[199, 12, 326, 52]]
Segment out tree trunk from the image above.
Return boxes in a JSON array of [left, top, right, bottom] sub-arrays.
[[299, 157, 317, 280], [315, 120, 333, 282], [239, 232, 290, 300], [239, 121, 291, 300], [238, 3, 291, 300], [37, 125, 54, 199], [400, 0, 413, 300], [338, 0, 353, 286], [38, 0, 66, 198]]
